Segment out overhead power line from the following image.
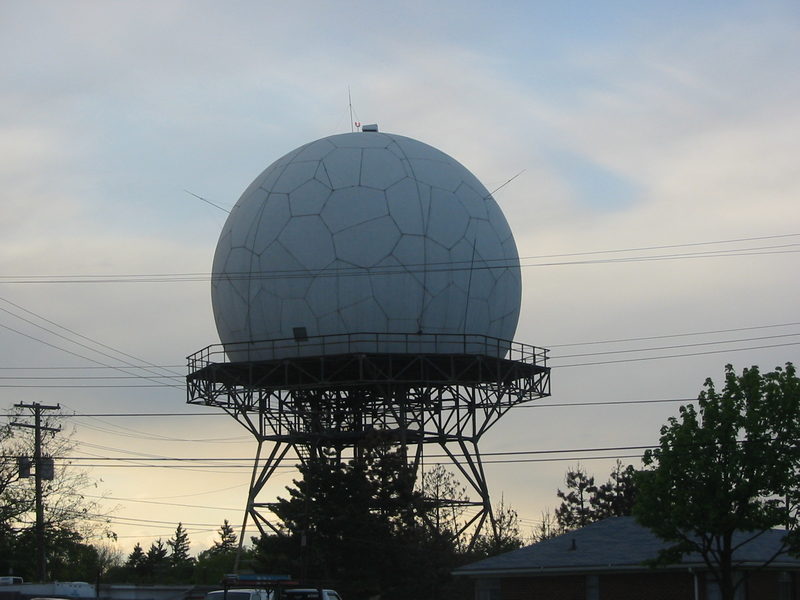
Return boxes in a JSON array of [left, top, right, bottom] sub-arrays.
[[548, 321, 800, 348], [83, 493, 241, 512], [0, 337, 793, 387], [0, 233, 796, 284], [0, 320, 795, 387], [3, 443, 655, 465], [0, 296, 183, 378], [552, 332, 800, 359], [0, 320, 183, 389], [0, 412, 221, 417], [556, 340, 800, 368], [0, 295, 184, 394], [21, 454, 644, 470], [0, 396, 699, 418]]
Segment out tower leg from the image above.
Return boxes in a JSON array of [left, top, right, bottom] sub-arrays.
[[438, 438, 496, 549]]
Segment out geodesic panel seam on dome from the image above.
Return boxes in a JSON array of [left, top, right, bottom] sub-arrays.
[[332, 216, 400, 268], [321, 187, 387, 233], [278, 215, 336, 271], [211, 131, 523, 352], [322, 147, 362, 189], [360, 148, 407, 190]]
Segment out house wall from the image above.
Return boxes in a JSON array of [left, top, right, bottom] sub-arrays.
[[502, 574, 584, 600], [744, 570, 797, 600], [600, 571, 694, 600], [492, 571, 694, 600], [483, 570, 800, 600]]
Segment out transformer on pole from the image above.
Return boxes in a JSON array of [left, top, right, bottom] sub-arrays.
[[12, 402, 61, 582]]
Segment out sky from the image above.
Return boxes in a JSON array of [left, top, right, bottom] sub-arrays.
[[0, 0, 798, 557]]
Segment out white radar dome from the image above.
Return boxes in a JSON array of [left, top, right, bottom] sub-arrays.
[[211, 129, 521, 360]]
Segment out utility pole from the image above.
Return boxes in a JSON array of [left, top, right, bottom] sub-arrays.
[[12, 402, 60, 582]]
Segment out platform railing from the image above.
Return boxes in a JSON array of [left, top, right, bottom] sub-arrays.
[[187, 332, 548, 373]]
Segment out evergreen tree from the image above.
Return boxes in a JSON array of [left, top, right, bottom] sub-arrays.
[[144, 538, 169, 579], [553, 461, 638, 532], [592, 460, 637, 519], [265, 445, 456, 600], [146, 538, 168, 563], [211, 519, 237, 554], [126, 542, 146, 571], [193, 520, 238, 583], [167, 522, 192, 567], [554, 465, 597, 530]]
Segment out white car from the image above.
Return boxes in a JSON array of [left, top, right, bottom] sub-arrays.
[[206, 590, 271, 600], [281, 589, 342, 600]]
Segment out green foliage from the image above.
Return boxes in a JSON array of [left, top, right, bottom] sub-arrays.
[[555, 465, 597, 530], [166, 522, 194, 581], [126, 542, 146, 571], [0, 408, 113, 580], [251, 533, 299, 577], [634, 363, 800, 600], [268, 451, 422, 599], [210, 519, 237, 554], [144, 538, 169, 579], [11, 525, 103, 582], [530, 508, 561, 543], [554, 461, 638, 532], [259, 446, 478, 600], [472, 496, 524, 556], [418, 465, 470, 549], [592, 461, 637, 520], [167, 523, 195, 583], [193, 521, 241, 584], [193, 548, 238, 584], [168, 522, 192, 566], [110, 536, 182, 584]]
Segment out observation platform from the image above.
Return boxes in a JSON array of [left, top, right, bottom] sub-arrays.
[[186, 332, 549, 401]]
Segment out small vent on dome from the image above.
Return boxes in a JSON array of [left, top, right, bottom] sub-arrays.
[[362, 124, 378, 132], [292, 327, 309, 342]]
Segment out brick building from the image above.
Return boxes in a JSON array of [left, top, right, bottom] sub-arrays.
[[454, 516, 800, 600]]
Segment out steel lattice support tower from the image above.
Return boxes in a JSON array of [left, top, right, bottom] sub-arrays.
[[187, 332, 550, 546]]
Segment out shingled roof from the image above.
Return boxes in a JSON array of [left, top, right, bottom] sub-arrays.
[[454, 516, 800, 576]]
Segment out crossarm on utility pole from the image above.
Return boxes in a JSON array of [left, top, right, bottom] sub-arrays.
[[11, 402, 61, 582]]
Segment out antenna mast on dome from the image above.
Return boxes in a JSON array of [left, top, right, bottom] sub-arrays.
[[348, 86, 362, 132], [348, 86, 355, 132]]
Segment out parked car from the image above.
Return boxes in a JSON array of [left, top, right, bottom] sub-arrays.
[[281, 589, 342, 600], [206, 590, 271, 600]]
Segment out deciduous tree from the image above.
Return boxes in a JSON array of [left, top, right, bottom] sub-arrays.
[[473, 496, 524, 556], [418, 464, 470, 548], [634, 363, 800, 600], [530, 508, 561, 543], [0, 407, 112, 579]]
